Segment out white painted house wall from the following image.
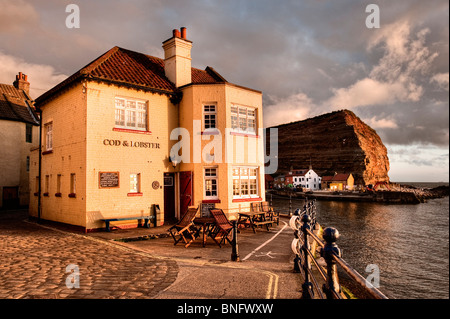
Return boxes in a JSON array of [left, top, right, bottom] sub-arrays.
[[292, 169, 321, 190]]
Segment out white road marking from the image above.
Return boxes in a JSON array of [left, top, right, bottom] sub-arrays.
[[242, 221, 288, 261]]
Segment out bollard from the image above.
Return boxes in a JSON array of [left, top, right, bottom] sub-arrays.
[[300, 214, 314, 299], [321, 227, 342, 299], [231, 220, 240, 262]]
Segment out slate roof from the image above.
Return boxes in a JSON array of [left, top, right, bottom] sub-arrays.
[[35, 46, 228, 107], [0, 83, 39, 125]]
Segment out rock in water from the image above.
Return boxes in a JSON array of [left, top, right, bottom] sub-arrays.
[[266, 110, 390, 186]]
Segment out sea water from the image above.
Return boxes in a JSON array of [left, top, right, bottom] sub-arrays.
[[270, 183, 449, 299]]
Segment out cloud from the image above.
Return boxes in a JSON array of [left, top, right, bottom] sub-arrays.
[[363, 116, 398, 129], [0, 0, 39, 34], [263, 93, 315, 128], [430, 73, 449, 91], [0, 51, 67, 99], [388, 144, 449, 182], [325, 21, 438, 109]]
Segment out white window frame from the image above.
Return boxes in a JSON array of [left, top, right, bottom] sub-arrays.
[[230, 104, 257, 134], [115, 97, 148, 131], [232, 166, 259, 198], [130, 173, 141, 193], [204, 167, 218, 199], [203, 104, 217, 132], [45, 122, 53, 151]]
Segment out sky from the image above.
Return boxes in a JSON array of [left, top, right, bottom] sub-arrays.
[[0, 0, 448, 182]]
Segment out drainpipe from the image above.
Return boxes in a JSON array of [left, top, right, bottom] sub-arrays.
[[37, 108, 42, 222]]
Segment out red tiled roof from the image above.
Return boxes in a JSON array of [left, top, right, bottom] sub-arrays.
[[35, 46, 227, 106], [332, 173, 351, 181], [0, 84, 38, 125], [322, 174, 352, 182]]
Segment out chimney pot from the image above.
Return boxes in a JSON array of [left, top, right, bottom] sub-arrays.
[[13, 71, 30, 95], [173, 29, 181, 38], [180, 27, 187, 39]]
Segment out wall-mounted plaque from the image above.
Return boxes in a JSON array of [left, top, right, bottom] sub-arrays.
[[99, 172, 120, 188], [152, 181, 160, 190]]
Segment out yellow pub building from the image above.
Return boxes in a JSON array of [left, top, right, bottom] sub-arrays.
[[29, 28, 266, 232]]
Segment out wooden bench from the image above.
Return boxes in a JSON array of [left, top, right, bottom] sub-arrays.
[[101, 216, 156, 232], [238, 211, 273, 233]]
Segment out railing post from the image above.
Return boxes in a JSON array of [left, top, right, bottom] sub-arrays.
[[231, 220, 240, 262], [289, 194, 292, 216], [321, 227, 342, 299], [291, 210, 301, 273], [300, 214, 314, 299]]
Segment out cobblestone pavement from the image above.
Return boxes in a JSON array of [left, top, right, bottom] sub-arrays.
[[0, 210, 178, 299]]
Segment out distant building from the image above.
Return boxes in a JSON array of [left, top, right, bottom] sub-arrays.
[[264, 174, 274, 189], [322, 173, 354, 190], [289, 169, 322, 190], [0, 72, 39, 209], [273, 175, 285, 188]]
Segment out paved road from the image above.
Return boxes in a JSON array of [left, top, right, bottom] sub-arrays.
[[0, 209, 302, 299], [0, 210, 177, 299]]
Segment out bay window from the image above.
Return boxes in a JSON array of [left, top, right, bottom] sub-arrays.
[[232, 166, 259, 198], [231, 105, 256, 134]]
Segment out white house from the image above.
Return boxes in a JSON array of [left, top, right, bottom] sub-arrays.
[[291, 169, 321, 190]]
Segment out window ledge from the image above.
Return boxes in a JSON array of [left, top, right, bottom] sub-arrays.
[[127, 192, 143, 197], [34, 192, 39, 197], [202, 199, 221, 203], [43, 192, 49, 197], [230, 132, 259, 138], [68, 193, 76, 198], [55, 193, 62, 197], [201, 130, 220, 135], [113, 128, 151, 135], [42, 150, 53, 155], [232, 197, 263, 202]]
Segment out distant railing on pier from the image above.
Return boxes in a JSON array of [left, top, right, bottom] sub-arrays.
[[290, 200, 388, 299]]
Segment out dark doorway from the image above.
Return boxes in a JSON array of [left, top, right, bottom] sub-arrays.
[[163, 173, 176, 224], [179, 171, 193, 219], [2, 187, 19, 209]]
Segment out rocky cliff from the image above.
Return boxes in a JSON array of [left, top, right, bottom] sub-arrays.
[[266, 110, 390, 185]]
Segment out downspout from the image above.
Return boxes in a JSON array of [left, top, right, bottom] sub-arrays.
[[37, 108, 42, 222]]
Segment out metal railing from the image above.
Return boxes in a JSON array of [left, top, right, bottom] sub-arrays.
[[290, 200, 388, 299]]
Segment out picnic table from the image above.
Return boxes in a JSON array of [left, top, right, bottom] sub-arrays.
[[237, 211, 273, 233], [193, 217, 216, 247]]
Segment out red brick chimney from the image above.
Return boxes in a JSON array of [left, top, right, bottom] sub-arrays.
[[13, 72, 30, 95]]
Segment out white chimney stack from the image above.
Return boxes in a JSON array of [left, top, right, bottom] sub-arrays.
[[162, 27, 192, 87]]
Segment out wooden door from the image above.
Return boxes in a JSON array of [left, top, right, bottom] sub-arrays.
[[179, 171, 193, 219], [163, 173, 175, 223]]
